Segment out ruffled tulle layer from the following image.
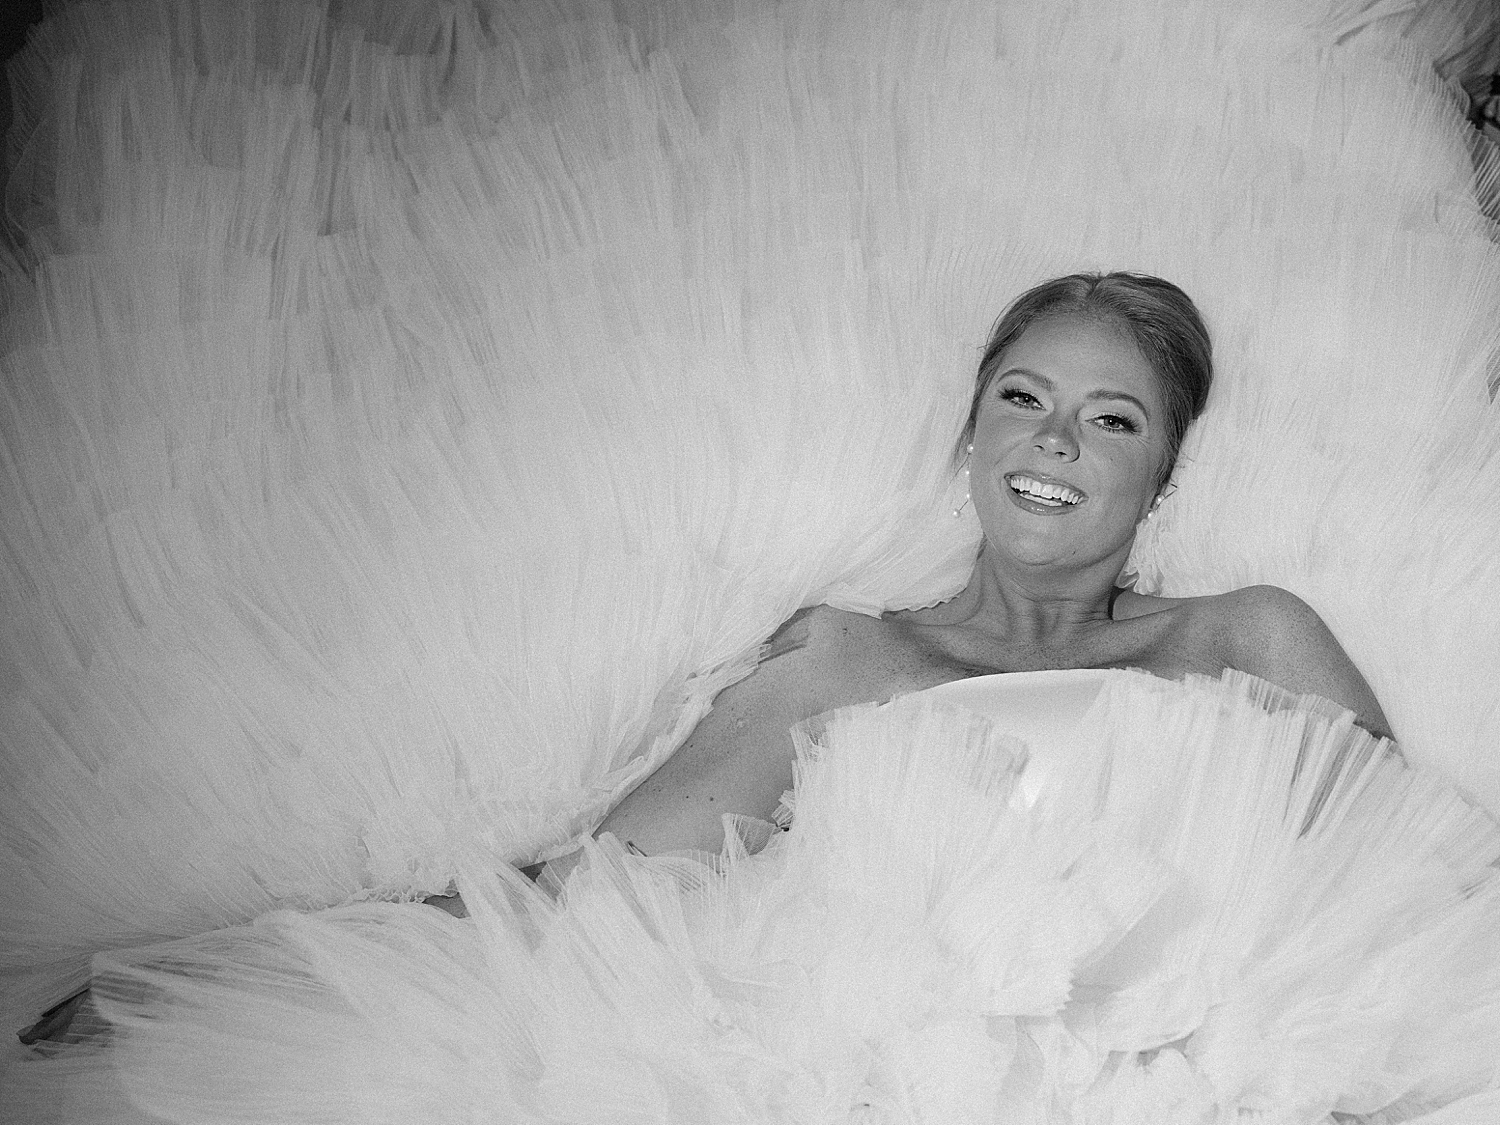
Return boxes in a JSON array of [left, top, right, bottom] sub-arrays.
[[9, 670, 1500, 1123]]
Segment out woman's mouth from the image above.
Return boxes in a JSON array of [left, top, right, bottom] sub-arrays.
[[1005, 473, 1087, 510]]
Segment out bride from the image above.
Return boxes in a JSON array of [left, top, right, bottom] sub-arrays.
[[596, 270, 1393, 862], [19, 271, 1399, 1050], [19, 277, 1490, 1125]]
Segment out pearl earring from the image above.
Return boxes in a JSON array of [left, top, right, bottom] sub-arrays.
[[952, 443, 974, 517]]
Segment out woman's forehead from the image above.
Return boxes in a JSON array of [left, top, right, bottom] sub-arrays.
[[1000, 315, 1159, 400]]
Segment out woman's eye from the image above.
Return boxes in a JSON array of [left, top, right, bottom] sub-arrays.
[[999, 388, 1041, 408], [1093, 414, 1139, 433]]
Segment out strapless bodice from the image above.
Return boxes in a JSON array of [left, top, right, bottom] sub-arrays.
[[914, 669, 1111, 803]]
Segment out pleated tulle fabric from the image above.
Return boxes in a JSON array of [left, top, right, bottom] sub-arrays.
[[1, 0, 1498, 1102], [8, 670, 1499, 1123]]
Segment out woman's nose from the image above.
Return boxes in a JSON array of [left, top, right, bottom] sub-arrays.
[[1034, 422, 1079, 461]]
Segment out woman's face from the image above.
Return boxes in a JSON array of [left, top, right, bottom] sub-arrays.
[[970, 314, 1171, 572]]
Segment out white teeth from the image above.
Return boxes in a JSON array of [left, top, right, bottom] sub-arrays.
[[1010, 475, 1084, 505]]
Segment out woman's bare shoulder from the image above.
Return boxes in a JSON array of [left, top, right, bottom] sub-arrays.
[[1116, 583, 1325, 657], [1207, 584, 1349, 671], [1156, 583, 1320, 637], [764, 603, 887, 660], [1128, 584, 1393, 738], [764, 602, 904, 672], [1114, 583, 1304, 623], [761, 603, 941, 706]]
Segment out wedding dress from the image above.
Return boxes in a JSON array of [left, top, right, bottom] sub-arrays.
[[11, 669, 1500, 1123]]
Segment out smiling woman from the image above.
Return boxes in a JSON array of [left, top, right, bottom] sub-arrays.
[[972, 315, 1170, 569], [591, 272, 1393, 863], [961, 272, 1213, 493]]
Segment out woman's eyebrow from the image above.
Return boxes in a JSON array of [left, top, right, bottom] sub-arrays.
[[1000, 368, 1148, 414], [1087, 390, 1148, 414], [999, 366, 1050, 387]]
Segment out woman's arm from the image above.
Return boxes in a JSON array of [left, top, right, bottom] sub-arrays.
[[1226, 585, 1394, 740], [592, 604, 857, 858]]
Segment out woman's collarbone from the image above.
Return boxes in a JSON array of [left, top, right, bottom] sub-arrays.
[[910, 603, 1211, 680]]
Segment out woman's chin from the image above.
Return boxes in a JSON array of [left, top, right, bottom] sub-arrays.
[[981, 530, 1080, 569], [979, 517, 1136, 574]]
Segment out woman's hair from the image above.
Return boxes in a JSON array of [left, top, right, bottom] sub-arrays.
[[960, 271, 1213, 492]]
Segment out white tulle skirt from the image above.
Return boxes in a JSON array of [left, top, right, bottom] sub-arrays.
[[11, 670, 1500, 1124]]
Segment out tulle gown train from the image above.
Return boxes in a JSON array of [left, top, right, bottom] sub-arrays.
[[12, 670, 1500, 1123]]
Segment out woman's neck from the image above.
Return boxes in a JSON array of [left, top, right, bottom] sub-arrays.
[[927, 542, 1130, 661]]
